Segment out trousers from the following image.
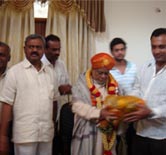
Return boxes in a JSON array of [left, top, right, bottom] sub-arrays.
[[131, 135, 166, 155], [14, 141, 52, 155]]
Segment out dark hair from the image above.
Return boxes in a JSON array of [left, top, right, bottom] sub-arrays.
[[150, 28, 166, 39], [45, 34, 60, 48], [0, 41, 11, 53], [25, 34, 45, 47], [109, 38, 126, 51]]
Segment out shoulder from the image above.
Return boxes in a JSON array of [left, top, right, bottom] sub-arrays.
[[41, 54, 51, 65], [126, 61, 137, 73], [141, 59, 155, 69], [7, 61, 24, 74], [44, 64, 54, 74], [127, 61, 136, 68], [74, 72, 86, 86], [55, 59, 67, 72], [137, 59, 155, 75], [56, 59, 65, 66], [3, 62, 24, 83], [72, 72, 87, 94]]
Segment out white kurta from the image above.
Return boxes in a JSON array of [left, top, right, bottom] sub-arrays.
[[0, 59, 58, 143], [42, 55, 71, 120]]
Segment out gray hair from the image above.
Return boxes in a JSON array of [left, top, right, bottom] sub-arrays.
[[24, 34, 46, 47]]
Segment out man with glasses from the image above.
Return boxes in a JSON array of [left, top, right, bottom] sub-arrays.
[[0, 34, 58, 155]]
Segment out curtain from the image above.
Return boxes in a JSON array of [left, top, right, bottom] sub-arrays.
[[45, 0, 106, 32], [0, 0, 34, 66], [75, 0, 106, 32], [45, 0, 104, 84], [0, 0, 106, 79]]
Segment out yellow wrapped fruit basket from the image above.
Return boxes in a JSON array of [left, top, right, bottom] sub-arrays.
[[99, 95, 145, 133]]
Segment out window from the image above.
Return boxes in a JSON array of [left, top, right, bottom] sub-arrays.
[[34, 0, 48, 18]]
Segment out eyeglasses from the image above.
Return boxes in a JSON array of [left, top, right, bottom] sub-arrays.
[[26, 45, 43, 50]]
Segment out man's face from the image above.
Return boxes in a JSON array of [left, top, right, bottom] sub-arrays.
[[111, 43, 126, 61], [91, 68, 110, 85], [151, 34, 166, 64], [0, 46, 10, 70], [24, 38, 44, 64], [45, 40, 61, 62]]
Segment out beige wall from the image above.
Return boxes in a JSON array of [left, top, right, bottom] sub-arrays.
[[95, 0, 166, 67]]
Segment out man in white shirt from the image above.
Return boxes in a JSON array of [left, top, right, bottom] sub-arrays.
[[124, 28, 166, 155], [42, 34, 72, 155], [0, 41, 14, 155], [43, 34, 71, 97], [0, 34, 58, 155], [0, 41, 11, 124]]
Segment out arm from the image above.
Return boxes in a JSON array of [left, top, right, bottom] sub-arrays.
[[72, 100, 118, 121], [58, 61, 72, 95], [72, 100, 100, 120], [0, 103, 12, 153], [125, 62, 166, 121], [123, 104, 152, 122]]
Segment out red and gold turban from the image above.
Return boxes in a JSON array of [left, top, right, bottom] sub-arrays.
[[91, 52, 115, 70]]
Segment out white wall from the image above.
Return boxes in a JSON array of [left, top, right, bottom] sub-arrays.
[[95, 0, 166, 67]]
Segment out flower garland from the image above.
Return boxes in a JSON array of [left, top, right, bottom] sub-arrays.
[[85, 69, 118, 155], [102, 131, 116, 155], [86, 69, 118, 107]]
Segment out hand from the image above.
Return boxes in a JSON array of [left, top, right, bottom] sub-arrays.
[[123, 104, 152, 122], [58, 84, 72, 95], [100, 106, 120, 121]]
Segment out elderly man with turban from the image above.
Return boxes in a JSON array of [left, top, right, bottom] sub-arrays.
[[71, 53, 120, 155]]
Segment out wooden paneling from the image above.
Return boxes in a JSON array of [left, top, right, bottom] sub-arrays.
[[35, 18, 47, 37]]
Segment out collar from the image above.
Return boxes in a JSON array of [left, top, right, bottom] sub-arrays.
[[42, 54, 57, 68], [22, 58, 46, 72], [0, 68, 8, 79], [112, 60, 129, 70]]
